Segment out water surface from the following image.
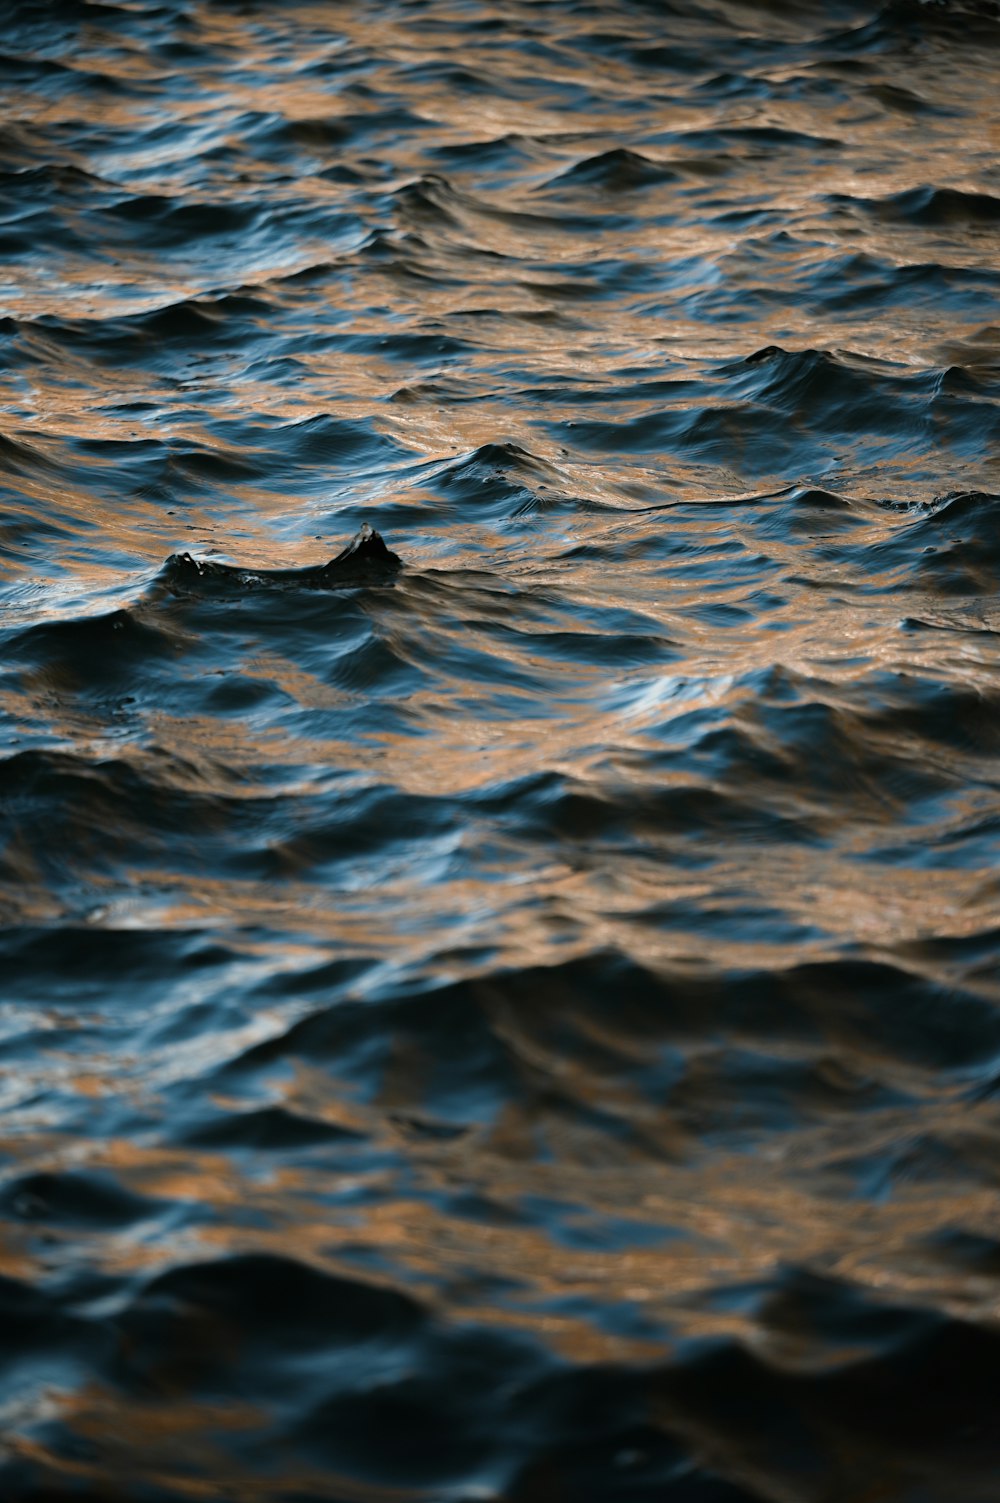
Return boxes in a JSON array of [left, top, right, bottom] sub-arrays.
[[2, 1, 1000, 1498]]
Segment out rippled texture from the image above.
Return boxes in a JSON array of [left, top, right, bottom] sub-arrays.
[[3, 1, 1000, 1498]]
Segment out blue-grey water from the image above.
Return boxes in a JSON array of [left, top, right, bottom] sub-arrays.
[[2, 1, 1000, 1499]]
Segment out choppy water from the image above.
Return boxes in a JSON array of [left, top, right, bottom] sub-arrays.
[[2, 1, 1000, 1497]]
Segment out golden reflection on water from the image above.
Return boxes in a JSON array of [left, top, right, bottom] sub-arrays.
[[3, 1, 1000, 1493], [5, 1097, 999, 1361]]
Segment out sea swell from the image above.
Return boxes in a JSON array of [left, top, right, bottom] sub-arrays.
[[2, 0, 1000, 1498]]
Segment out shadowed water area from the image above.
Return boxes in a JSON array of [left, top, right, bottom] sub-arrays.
[[2, 0, 1000, 1497]]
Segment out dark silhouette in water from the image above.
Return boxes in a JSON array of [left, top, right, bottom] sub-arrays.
[[322, 523, 402, 577], [165, 524, 402, 593]]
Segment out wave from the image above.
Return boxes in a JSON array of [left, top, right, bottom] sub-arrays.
[[546, 148, 682, 193], [2, 1212, 999, 1498], [159, 524, 403, 595], [4, 1, 1000, 1497], [835, 185, 1000, 225]]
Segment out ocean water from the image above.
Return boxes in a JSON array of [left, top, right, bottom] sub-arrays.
[[2, 0, 1000, 1498]]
